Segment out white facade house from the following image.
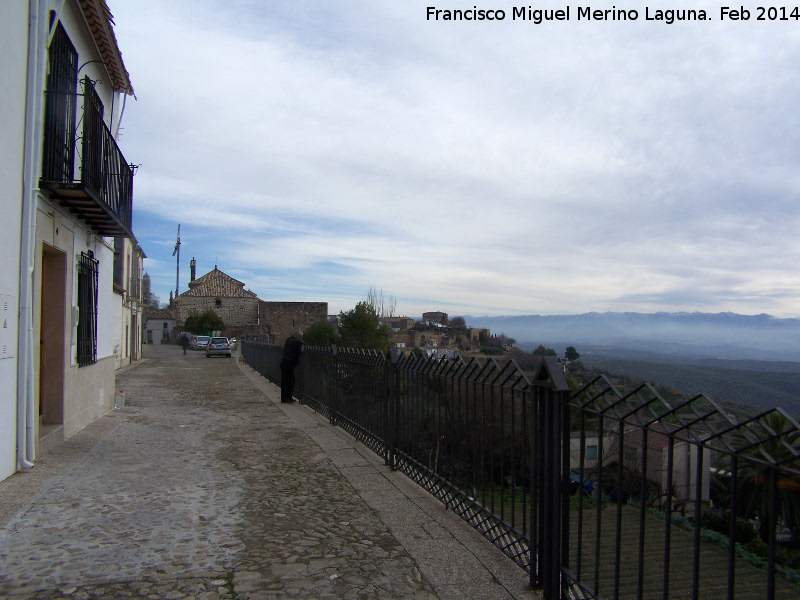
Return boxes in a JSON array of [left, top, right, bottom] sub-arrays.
[[0, 1, 29, 481], [2, 0, 138, 482], [144, 307, 176, 345], [569, 427, 711, 508], [113, 236, 146, 369]]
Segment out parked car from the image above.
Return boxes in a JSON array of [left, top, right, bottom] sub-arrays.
[[194, 336, 211, 351], [205, 337, 231, 358]]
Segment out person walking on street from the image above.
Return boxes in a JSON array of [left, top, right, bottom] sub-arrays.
[[181, 334, 189, 355], [280, 329, 304, 403]]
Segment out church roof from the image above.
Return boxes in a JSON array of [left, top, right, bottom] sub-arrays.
[[181, 268, 258, 298]]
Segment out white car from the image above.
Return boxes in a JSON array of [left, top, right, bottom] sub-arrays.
[[205, 337, 232, 358], [194, 336, 211, 351]]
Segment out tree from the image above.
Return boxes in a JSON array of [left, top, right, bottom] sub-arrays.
[[565, 346, 581, 361], [482, 333, 516, 348], [149, 294, 161, 309], [454, 334, 464, 350], [450, 316, 466, 329], [183, 309, 224, 335], [303, 321, 337, 346], [731, 412, 800, 543], [338, 301, 391, 351], [497, 333, 516, 347], [533, 344, 557, 357], [365, 286, 396, 318]]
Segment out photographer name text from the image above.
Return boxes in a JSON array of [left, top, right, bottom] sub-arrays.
[[426, 6, 800, 24]]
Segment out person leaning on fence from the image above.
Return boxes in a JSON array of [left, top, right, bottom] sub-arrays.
[[280, 329, 304, 403]]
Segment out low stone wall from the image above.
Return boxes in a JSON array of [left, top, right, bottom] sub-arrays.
[[258, 301, 328, 342]]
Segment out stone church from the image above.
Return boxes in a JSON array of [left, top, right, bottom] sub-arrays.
[[170, 260, 327, 342]]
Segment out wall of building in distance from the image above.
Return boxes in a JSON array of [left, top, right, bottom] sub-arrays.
[[258, 301, 328, 342], [175, 296, 259, 330]]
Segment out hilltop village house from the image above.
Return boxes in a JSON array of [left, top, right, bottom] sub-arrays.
[[2, 0, 143, 482], [381, 313, 491, 357], [153, 263, 327, 344]]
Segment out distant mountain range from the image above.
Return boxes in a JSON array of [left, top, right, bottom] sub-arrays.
[[464, 312, 800, 362]]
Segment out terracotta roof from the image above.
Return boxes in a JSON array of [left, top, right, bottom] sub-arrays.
[[623, 421, 710, 450], [77, 0, 134, 96], [181, 268, 258, 299], [144, 306, 175, 320]]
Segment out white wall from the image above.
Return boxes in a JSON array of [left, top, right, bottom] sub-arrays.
[[146, 320, 174, 344], [0, 1, 29, 480], [112, 291, 123, 369], [31, 1, 126, 444]]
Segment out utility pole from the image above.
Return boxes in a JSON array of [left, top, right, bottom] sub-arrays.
[[172, 224, 181, 298]]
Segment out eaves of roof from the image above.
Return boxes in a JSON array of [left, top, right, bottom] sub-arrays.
[[77, 0, 134, 96], [144, 306, 175, 321]]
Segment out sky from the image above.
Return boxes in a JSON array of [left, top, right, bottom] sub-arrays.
[[110, 1, 800, 319]]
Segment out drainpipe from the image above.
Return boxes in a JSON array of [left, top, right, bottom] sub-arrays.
[[17, 0, 48, 470], [114, 91, 128, 139]]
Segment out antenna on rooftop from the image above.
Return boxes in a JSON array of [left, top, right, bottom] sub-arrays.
[[172, 224, 181, 297]]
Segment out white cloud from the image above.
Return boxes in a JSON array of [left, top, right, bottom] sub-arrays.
[[113, 1, 800, 318]]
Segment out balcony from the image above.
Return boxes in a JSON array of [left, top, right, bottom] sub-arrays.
[[40, 76, 134, 238]]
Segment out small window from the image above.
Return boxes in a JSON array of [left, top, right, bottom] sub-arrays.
[[77, 251, 98, 367], [163, 322, 168, 328], [586, 445, 598, 460]]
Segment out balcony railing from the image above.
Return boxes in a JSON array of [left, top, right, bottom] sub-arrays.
[[40, 76, 134, 237], [128, 275, 142, 303], [242, 339, 800, 600]]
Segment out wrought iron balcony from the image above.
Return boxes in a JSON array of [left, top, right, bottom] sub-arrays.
[[40, 76, 134, 238], [128, 274, 142, 303]]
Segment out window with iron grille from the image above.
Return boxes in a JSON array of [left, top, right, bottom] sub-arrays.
[[42, 21, 78, 183], [77, 251, 99, 367]]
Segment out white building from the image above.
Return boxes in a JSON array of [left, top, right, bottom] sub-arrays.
[[569, 426, 710, 508], [1, 0, 138, 481], [144, 307, 176, 345], [0, 1, 29, 482], [113, 237, 146, 368]]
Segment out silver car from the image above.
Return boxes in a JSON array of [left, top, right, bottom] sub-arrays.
[[205, 337, 231, 358], [194, 335, 211, 351]]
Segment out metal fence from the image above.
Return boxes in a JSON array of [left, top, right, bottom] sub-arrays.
[[241, 339, 800, 599]]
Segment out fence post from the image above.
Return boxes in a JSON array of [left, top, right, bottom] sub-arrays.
[[386, 347, 400, 469], [541, 385, 561, 599], [530, 385, 541, 590], [531, 356, 571, 598], [330, 344, 338, 427]]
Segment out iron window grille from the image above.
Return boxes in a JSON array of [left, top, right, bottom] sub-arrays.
[[77, 251, 99, 367]]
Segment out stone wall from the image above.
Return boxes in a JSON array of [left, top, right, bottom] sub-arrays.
[[258, 301, 328, 342], [469, 328, 490, 342], [174, 296, 259, 330]]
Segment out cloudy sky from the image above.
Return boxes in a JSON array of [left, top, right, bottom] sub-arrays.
[[111, 1, 800, 318]]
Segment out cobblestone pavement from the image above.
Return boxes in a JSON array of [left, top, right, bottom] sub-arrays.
[[0, 344, 537, 600]]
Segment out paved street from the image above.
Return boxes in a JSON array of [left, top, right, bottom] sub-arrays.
[[0, 344, 536, 600]]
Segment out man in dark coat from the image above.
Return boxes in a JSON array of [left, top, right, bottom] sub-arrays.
[[181, 333, 190, 355], [280, 330, 304, 403]]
